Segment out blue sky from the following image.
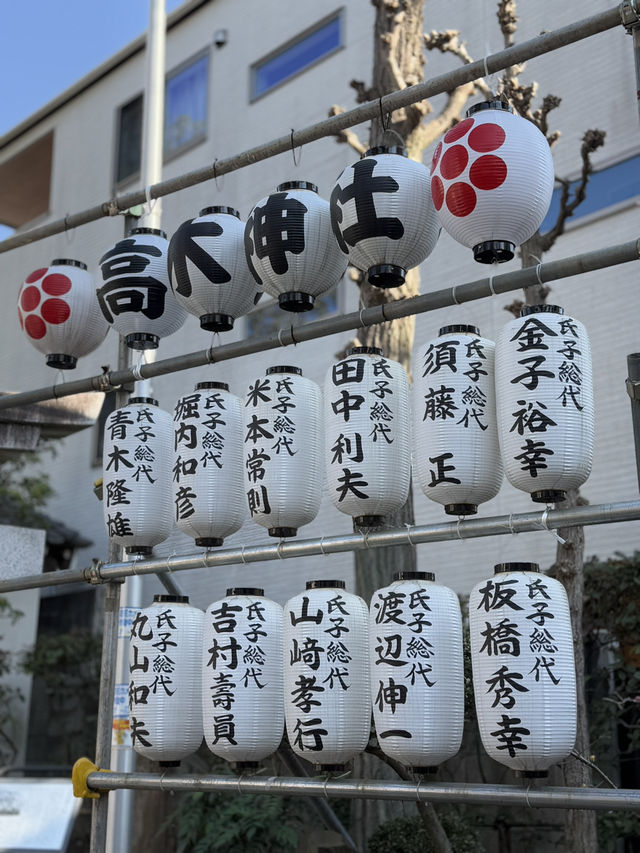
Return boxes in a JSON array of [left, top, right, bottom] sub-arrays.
[[0, 0, 184, 136]]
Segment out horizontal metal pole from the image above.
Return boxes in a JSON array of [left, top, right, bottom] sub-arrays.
[[86, 771, 640, 811], [0, 238, 638, 413], [2, 501, 638, 594], [0, 5, 624, 255]]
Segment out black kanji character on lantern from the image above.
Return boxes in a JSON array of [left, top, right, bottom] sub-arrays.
[[291, 674, 324, 712], [323, 667, 349, 690], [211, 601, 242, 633], [463, 361, 489, 382], [370, 380, 393, 399], [245, 415, 274, 444], [330, 158, 403, 251], [175, 422, 197, 450], [243, 646, 266, 666], [331, 433, 364, 464], [374, 591, 406, 625], [409, 593, 431, 617], [510, 356, 555, 390], [244, 622, 267, 643], [246, 447, 271, 481], [204, 393, 226, 411], [247, 485, 271, 516], [331, 390, 365, 422], [422, 341, 458, 376], [174, 394, 201, 423], [273, 415, 296, 434], [510, 400, 557, 435], [242, 667, 266, 689], [175, 486, 196, 520], [325, 617, 349, 638], [134, 446, 155, 462], [457, 406, 488, 430], [529, 656, 560, 684], [557, 385, 583, 411], [485, 666, 528, 709], [558, 361, 583, 386], [405, 662, 435, 687], [276, 377, 295, 394], [559, 318, 579, 337], [272, 436, 296, 456], [466, 338, 487, 360], [326, 641, 352, 663], [247, 601, 266, 622], [172, 456, 198, 482], [108, 410, 134, 441], [290, 637, 324, 670], [130, 645, 149, 673], [202, 431, 224, 450], [202, 411, 226, 430], [428, 453, 461, 488], [152, 654, 175, 674], [128, 681, 149, 708], [461, 386, 487, 408], [210, 672, 236, 710], [490, 714, 530, 756], [336, 468, 369, 502], [152, 632, 177, 653], [206, 636, 241, 670], [133, 464, 155, 484], [150, 674, 175, 696], [406, 637, 434, 659], [557, 340, 581, 360], [375, 677, 408, 713], [245, 193, 308, 280], [374, 634, 406, 667], [370, 401, 394, 421], [327, 595, 349, 615], [527, 601, 555, 626], [527, 578, 551, 600], [476, 579, 523, 612], [372, 358, 392, 378], [134, 425, 155, 443], [156, 609, 177, 630], [201, 451, 222, 469], [510, 317, 557, 351], [272, 395, 296, 414], [170, 219, 231, 297], [514, 439, 554, 477], [292, 717, 327, 752], [212, 714, 237, 745], [97, 277, 168, 324], [130, 716, 152, 747], [370, 423, 393, 443], [479, 618, 522, 656], [106, 479, 131, 507], [289, 597, 323, 626], [332, 359, 365, 386], [246, 379, 272, 407], [107, 512, 133, 538], [100, 238, 162, 279], [423, 386, 458, 421], [407, 611, 431, 633], [106, 445, 134, 472], [136, 408, 155, 423], [529, 628, 558, 654]]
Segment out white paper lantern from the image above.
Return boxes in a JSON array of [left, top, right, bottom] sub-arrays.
[[244, 181, 347, 312], [325, 346, 410, 526], [469, 563, 576, 774], [103, 396, 173, 556], [202, 588, 284, 766], [97, 227, 187, 349], [330, 146, 440, 288], [495, 305, 594, 503], [168, 206, 262, 332], [370, 572, 464, 770], [284, 580, 370, 769], [243, 366, 322, 537], [413, 325, 503, 515], [430, 101, 554, 263], [128, 595, 204, 765], [173, 381, 246, 547], [18, 259, 109, 368]]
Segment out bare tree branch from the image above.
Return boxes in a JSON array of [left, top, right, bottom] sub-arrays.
[[327, 105, 368, 155], [423, 30, 492, 98], [408, 81, 476, 154]]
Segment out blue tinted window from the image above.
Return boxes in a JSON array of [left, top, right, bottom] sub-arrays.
[[541, 154, 640, 233], [253, 14, 341, 99], [164, 53, 209, 156]]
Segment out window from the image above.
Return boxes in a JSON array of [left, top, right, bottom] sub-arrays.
[[164, 52, 209, 158], [540, 153, 640, 233], [115, 94, 143, 186], [245, 287, 339, 339], [251, 11, 342, 100]]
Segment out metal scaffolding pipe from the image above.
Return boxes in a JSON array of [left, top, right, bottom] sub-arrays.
[[0, 4, 626, 256], [86, 771, 640, 811], [627, 353, 640, 492], [2, 500, 638, 594], [0, 237, 637, 413]]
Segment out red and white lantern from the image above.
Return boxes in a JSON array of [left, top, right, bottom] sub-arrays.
[[244, 181, 347, 312], [18, 259, 109, 368], [97, 227, 187, 349], [330, 146, 440, 288], [284, 580, 370, 769], [469, 563, 576, 774], [173, 381, 246, 547], [495, 305, 594, 503], [129, 595, 204, 765], [103, 396, 173, 556], [168, 206, 262, 332], [413, 325, 502, 515], [430, 101, 554, 263], [202, 588, 284, 766]]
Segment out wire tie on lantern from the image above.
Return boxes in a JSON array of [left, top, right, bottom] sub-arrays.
[[415, 776, 423, 802], [290, 324, 298, 346], [130, 363, 144, 382], [144, 185, 157, 216], [165, 551, 176, 574], [535, 263, 544, 286], [524, 782, 533, 808], [507, 514, 519, 536], [277, 540, 286, 559], [159, 771, 167, 792], [378, 96, 391, 131], [212, 159, 224, 191], [240, 545, 247, 565], [359, 307, 368, 329], [456, 518, 465, 540], [540, 508, 566, 545], [404, 523, 416, 547], [290, 129, 302, 166], [277, 328, 287, 347], [237, 773, 244, 795], [323, 774, 331, 800], [319, 537, 328, 557], [451, 285, 461, 305]]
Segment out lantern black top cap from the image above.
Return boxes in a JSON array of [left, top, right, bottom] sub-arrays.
[[266, 365, 302, 375], [364, 145, 406, 157], [393, 571, 435, 582], [347, 346, 384, 357], [129, 227, 167, 238], [153, 594, 189, 603], [306, 580, 345, 589], [467, 100, 513, 116], [277, 181, 318, 193], [439, 324, 480, 336], [494, 562, 540, 574], [199, 205, 240, 218], [195, 381, 229, 391], [226, 588, 264, 597], [520, 304, 564, 316], [51, 258, 87, 270], [129, 397, 158, 406]]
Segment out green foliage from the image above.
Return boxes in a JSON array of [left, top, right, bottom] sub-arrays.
[[368, 810, 484, 853], [0, 447, 54, 529], [0, 597, 25, 763]]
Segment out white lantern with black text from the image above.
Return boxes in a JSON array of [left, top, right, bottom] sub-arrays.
[[495, 305, 594, 503], [430, 101, 554, 263], [173, 381, 246, 547], [202, 588, 284, 766], [371, 572, 464, 770], [244, 181, 347, 312], [103, 396, 173, 555], [168, 206, 262, 332], [284, 581, 370, 769], [469, 563, 576, 774], [18, 260, 109, 368], [129, 595, 204, 765], [413, 325, 502, 515], [330, 146, 440, 288], [97, 228, 187, 348], [325, 347, 410, 527], [244, 366, 322, 537]]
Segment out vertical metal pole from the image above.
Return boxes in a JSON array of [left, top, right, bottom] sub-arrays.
[[632, 25, 640, 122], [627, 354, 640, 491], [139, 0, 166, 231]]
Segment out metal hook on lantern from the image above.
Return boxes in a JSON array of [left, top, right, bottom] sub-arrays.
[[290, 129, 302, 167], [378, 97, 392, 132], [212, 158, 225, 192], [404, 523, 417, 547], [539, 507, 566, 545], [144, 185, 158, 217]]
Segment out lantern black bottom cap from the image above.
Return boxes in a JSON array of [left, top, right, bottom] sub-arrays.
[[444, 503, 478, 516], [519, 770, 548, 779], [126, 332, 159, 350], [269, 527, 297, 538], [200, 313, 234, 332], [46, 353, 77, 369], [159, 760, 181, 768], [473, 240, 515, 264], [354, 515, 385, 528], [196, 537, 224, 548], [230, 761, 260, 772], [531, 489, 566, 504], [279, 291, 314, 312], [125, 545, 152, 556], [313, 763, 347, 773], [368, 264, 406, 288]]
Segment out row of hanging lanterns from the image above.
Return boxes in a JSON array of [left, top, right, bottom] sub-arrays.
[[18, 101, 555, 367], [103, 308, 593, 556], [129, 568, 575, 775]]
